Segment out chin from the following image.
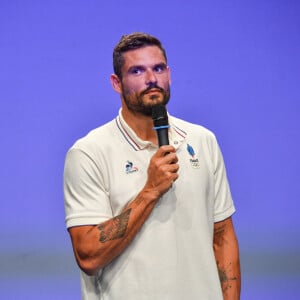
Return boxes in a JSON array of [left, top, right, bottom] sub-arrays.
[[143, 101, 167, 117], [147, 96, 166, 106]]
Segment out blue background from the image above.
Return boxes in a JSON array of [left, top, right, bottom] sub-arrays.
[[1, 1, 299, 299]]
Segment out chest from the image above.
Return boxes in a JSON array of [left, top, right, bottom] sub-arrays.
[[101, 141, 215, 216]]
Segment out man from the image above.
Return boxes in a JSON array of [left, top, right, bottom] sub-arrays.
[[64, 32, 241, 300]]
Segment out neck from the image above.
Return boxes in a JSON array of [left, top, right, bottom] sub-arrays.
[[121, 107, 158, 144]]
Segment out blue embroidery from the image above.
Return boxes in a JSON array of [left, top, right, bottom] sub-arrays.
[[187, 144, 195, 157]]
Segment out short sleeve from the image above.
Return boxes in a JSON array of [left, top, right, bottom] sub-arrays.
[[63, 148, 112, 228], [210, 136, 236, 222]]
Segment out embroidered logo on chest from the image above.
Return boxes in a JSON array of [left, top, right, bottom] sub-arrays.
[[125, 160, 138, 174], [187, 144, 200, 169]]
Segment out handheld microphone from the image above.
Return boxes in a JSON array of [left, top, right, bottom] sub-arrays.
[[152, 105, 169, 147]]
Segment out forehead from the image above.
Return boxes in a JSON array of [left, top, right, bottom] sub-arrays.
[[122, 46, 166, 69]]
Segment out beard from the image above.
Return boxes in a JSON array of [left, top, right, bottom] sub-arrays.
[[121, 83, 171, 116]]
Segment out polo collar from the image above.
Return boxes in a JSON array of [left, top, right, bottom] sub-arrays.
[[116, 109, 186, 151]]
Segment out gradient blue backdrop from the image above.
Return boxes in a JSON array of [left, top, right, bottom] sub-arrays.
[[1, 1, 299, 299]]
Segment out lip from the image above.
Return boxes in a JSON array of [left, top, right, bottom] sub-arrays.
[[144, 89, 161, 94]]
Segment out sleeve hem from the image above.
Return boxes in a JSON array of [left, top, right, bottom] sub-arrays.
[[214, 205, 236, 223], [66, 215, 109, 229]]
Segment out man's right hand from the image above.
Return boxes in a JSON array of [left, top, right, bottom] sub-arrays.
[[144, 145, 179, 199], [68, 145, 179, 276]]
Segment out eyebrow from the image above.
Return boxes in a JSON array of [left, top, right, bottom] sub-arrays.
[[154, 62, 168, 68], [127, 65, 145, 72], [127, 62, 167, 72]]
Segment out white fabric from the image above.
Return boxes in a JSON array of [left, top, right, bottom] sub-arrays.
[[64, 110, 235, 300]]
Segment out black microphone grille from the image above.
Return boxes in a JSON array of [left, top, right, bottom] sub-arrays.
[[151, 105, 168, 127]]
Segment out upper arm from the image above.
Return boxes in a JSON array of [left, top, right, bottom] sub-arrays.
[[67, 225, 101, 275], [68, 225, 97, 256], [213, 217, 237, 248], [68, 225, 95, 244]]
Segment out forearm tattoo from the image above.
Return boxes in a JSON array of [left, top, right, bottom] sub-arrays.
[[214, 223, 238, 292], [217, 261, 238, 292], [98, 209, 131, 243]]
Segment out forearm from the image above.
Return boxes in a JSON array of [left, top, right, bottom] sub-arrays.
[[213, 218, 241, 300], [215, 240, 241, 300], [69, 188, 159, 275], [69, 146, 179, 276]]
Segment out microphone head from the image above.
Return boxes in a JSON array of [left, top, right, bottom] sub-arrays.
[[151, 105, 168, 127]]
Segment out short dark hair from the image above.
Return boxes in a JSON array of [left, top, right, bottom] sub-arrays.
[[113, 32, 167, 79]]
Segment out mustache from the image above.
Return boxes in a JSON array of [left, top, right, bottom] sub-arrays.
[[141, 83, 165, 95]]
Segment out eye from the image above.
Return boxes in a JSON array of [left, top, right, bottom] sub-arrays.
[[153, 64, 167, 73], [129, 66, 144, 75]]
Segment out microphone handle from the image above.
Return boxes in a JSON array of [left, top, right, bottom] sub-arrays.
[[156, 127, 169, 147]]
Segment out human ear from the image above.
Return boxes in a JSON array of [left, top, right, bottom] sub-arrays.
[[110, 74, 122, 93], [167, 66, 171, 85]]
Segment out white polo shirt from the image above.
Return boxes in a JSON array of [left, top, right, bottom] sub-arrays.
[[64, 109, 235, 300]]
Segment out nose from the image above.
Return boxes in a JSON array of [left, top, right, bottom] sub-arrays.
[[145, 69, 157, 85]]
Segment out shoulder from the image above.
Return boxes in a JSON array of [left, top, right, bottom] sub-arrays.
[[72, 119, 117, 150], [65, 119, 120, 162]]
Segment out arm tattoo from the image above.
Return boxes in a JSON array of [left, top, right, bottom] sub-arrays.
[[214, 224, 226, 236], [98, 209, 131, 243], [214, 224, 226, 247], [217, 261, 237, 291]]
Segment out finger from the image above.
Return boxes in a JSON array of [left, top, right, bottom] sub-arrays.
[[168, 153, 178, 164], [168, 163, 179, 173], [168, 170, 179, 183], [157, 145, 176, 157], [164, 153, 178, 165]]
